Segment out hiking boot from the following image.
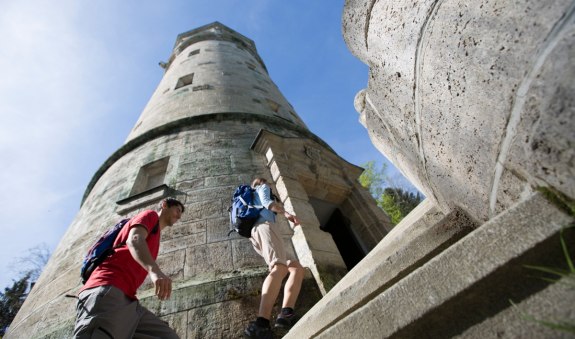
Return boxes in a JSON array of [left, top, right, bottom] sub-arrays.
[[274, 312, 298, 329], [244, 321, 273, 339]]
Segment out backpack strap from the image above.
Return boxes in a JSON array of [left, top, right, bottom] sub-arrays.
[[114, 220, 159, 249], [151, 220, 159, 234], [239, 195, 263, 209]]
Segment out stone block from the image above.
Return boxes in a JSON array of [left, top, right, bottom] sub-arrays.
[[161, 311, 188, 339], [300, 227, 340, 255], [184, 241, 233, 280], [213, 271, 267, 302], [206, 216, 234, 243], [185, 199, 225, 222], [205, 175, 243, 188], [161, 219, 206, 240], [32, 296, 77, 337], [160, 232, 206, 254], [187, 297, 260, 338], [275, 176, 308, 202], [231, 238, 265, 269], [155, 249, 186, 281], [141, 281, 217, 316]]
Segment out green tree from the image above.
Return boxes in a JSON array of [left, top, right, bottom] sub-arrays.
[[358, 161, 388, 198], [380, 188, 423, 224], [358, 161, 423, 225], [380, 192, 403, 224], [0, 274, 30, 336]]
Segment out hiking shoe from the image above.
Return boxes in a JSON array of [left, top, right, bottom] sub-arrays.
[[274, 313, 298, 329], [244, 321, 273, 339]]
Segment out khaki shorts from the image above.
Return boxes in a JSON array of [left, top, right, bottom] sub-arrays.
[[250, 222, 294, 271]]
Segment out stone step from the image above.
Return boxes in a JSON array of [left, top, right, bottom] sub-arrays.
[[289, 193, 573, 338], [285, 198, 478, 338]]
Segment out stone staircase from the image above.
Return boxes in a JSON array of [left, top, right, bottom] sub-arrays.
[[286, 193, 574, 338]]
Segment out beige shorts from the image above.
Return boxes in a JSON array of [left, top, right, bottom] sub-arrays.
[[250, 221, 293, 271]]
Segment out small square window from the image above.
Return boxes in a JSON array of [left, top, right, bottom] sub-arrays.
[[175, 73, 194, 90], [130, 157, 169, 196], [266, 99, 280, 113]]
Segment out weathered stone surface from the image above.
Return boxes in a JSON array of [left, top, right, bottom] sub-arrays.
[[296, 194, 573, 338], [344, 0, 574, 222], [187, 297, 260, 338], [154, 249, 186, 281], [160, 311, 187, 338], [456, 275, 575, 339], [287, 199, 475, 338], [184, 241, 233, 280], [231, 238, 264, 269]]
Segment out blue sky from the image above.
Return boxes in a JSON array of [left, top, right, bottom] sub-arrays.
[[0, 1, 413, 289]]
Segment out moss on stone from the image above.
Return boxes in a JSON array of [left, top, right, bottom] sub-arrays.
[[537, 187, 575, 216]]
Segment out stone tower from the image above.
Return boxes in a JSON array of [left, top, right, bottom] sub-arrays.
[[6, 22, 391, 338]]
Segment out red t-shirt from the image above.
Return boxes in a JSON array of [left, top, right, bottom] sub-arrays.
[[81, 210, 161, 299]]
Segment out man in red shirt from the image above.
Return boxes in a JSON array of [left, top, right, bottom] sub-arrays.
[[74, 197, 184, 339]]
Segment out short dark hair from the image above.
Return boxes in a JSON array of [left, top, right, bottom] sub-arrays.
[[251, 177, 268, 188], [160, 197, 185, 213]]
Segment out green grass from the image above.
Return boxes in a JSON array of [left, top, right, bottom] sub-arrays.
[[510, 226, 575, 334]]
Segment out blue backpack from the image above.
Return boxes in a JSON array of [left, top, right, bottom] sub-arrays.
[[80, 218, 130, 284], [228, 185, 263, 237]]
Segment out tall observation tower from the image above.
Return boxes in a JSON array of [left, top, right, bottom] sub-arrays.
[[7, 22, 391, 338]]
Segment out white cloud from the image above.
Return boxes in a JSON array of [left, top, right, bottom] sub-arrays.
[[0, 0, 106, 288]]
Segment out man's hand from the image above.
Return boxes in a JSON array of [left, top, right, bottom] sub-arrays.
[[150, 269, 172, 300], [285, 211, 300, 226]]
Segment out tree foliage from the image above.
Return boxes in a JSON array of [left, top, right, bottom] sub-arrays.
[[380, 188, 423, 224], [0, 274, 30, 336], [358, 160, 387, 198], [359, 161, 423, 225]]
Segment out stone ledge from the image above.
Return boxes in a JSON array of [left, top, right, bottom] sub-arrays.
[[139, 267, 322, 319], [308, 193, 573, 338], [115, 184, 173, 215], [286, 199, 476, 338]]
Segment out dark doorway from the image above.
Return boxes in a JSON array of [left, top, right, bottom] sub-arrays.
[[320, 208, 365, 270]]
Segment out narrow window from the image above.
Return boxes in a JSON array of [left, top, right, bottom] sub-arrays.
[[192, 84, 213, 91], [175, 73, 194, 89], [253, 86, 268, 93], [188, 49, 200, 57], [266, 99, 280, 113], [130, 157, 169, 196]]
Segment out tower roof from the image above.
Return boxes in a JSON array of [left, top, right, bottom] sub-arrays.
[[164, 22, 266, 72]]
